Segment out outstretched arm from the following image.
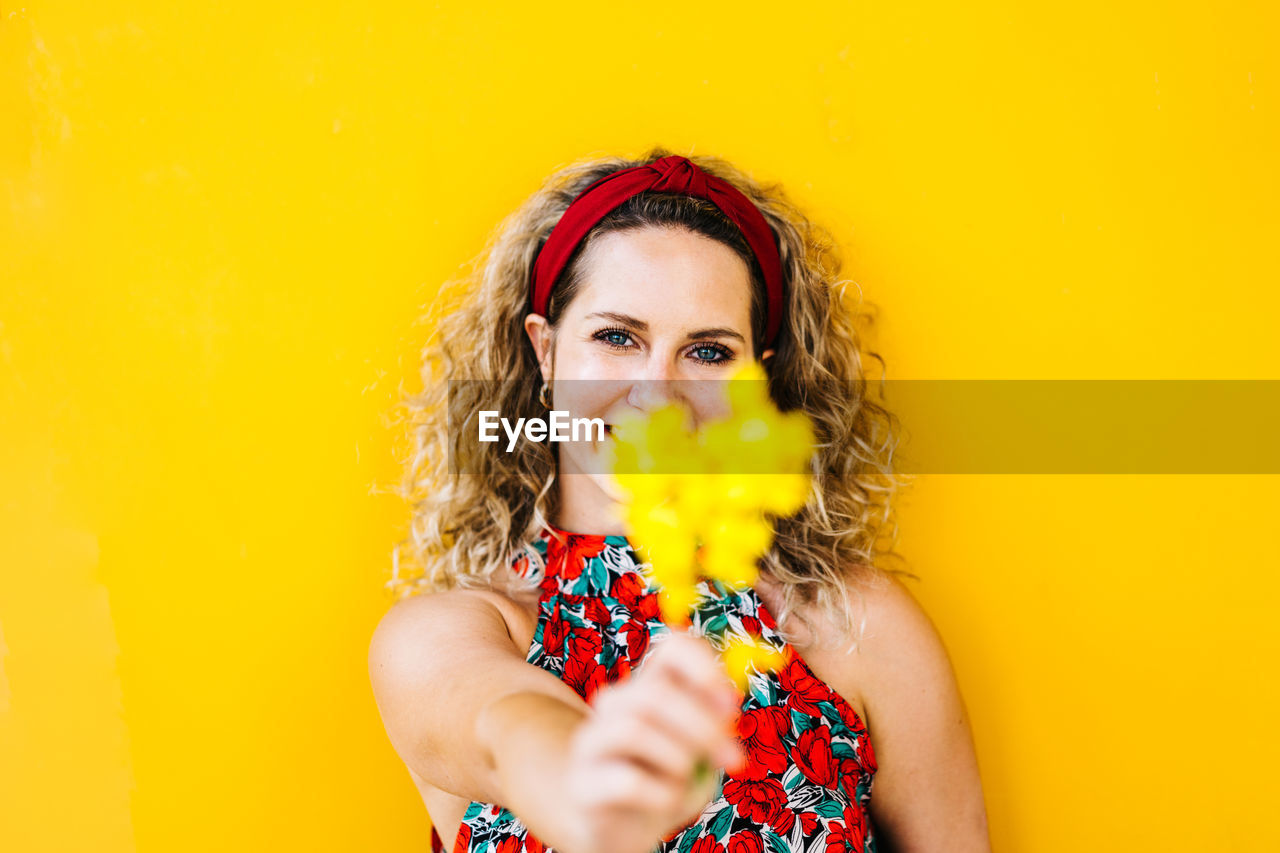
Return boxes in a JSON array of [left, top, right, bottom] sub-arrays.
[[368, 589, 744, 853], [368, 589, 589, 808]]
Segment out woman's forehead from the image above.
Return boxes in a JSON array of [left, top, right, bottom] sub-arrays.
[[570, 228, 754, 328], [582, 226, 750, 277]]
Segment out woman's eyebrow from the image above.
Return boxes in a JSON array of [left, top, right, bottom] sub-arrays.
[[585, 311, 648, 330], [687, 327, 746, 343]]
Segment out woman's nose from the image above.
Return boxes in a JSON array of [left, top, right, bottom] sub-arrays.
[[626, 352, 683, 411], [627, 375, 674, 412]]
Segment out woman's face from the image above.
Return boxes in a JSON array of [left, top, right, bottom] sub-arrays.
[[524, 226, 772, 519]]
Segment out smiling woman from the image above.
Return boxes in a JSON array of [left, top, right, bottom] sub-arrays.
[[524, 226, 763, 512], [369, 148, 992, 853]]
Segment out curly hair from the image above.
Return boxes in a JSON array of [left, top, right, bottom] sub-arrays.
[[387, 146, 912, 653]]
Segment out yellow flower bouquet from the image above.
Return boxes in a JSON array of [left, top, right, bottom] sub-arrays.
[[604, 361, 816, 694]]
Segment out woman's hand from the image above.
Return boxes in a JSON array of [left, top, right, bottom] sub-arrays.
[[561, 630, 747, 853]]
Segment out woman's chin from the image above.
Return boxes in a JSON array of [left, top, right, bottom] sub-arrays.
[[557, 453, 628, 500], [589, 471, 629, 504]]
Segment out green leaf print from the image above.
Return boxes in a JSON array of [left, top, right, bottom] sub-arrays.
[[704, 613, 729, 637], [831, 740, 858, 761], [706, 804, 734, 840], [814, 798, 845, 818], [817, 700, 842, 722], [791, 708, 816, 733], [749, 676, 773, 707], [587, 558, 609, 593], [764, 828, 790, 853]]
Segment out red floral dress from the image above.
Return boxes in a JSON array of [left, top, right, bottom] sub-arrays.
[[430, 526, 879, 853]]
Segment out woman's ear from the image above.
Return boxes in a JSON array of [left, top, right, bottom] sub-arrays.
[[524, 314, 554, 381], [761, 347, 776, 364]]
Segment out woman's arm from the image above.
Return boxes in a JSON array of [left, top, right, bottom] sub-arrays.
[[368, 589, 589, 809], [368, 589, 743, 853], [857, 575, 992, 853]]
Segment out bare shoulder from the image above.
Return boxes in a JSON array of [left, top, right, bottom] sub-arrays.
[[368, 586, 537, 679], [371, 588, 499, 653], [852, 571, 953, 678], [830, 569, 970, 741], [762, 569, 947, 716], [852, 571, 991, 852], [757, 568, 989, 849], [365, 591, 513, 807], [367, 584, 571, 808], [764, 566, 937, 651]]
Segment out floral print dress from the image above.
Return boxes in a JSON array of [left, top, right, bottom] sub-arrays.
[[430, 526, 878, 853]]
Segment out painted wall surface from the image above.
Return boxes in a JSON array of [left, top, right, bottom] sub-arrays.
[[2, 2, 1277, 850]]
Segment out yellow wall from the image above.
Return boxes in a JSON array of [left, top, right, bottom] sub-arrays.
[[2, 2, 1277, 850]]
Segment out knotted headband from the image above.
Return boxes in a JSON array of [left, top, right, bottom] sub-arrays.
[[530, 155, 785, 347]]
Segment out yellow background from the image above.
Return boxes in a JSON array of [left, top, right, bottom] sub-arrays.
[[2, 1, 1277, 850]]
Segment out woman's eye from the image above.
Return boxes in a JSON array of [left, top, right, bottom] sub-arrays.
[[595, 329, 634, 349], [691, 344, 733, 364]]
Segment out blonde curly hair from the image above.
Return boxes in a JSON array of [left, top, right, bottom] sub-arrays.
[[387, 145, 911, 652]]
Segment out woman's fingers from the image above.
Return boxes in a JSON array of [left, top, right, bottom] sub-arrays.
[[638, 633, 746, 765], [577, 694, 696, 782], [627, 677, 744, 770], [562, 631, 750, 853], [572, 761, 715, 852], [591, 632, 746, 773], [574, 755, 686, 814], [646, 632, 741, 713]]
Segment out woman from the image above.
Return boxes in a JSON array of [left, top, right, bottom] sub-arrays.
[[369, 149, 991, 853]]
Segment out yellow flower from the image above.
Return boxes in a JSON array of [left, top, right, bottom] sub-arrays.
[[722, 636, 788, 694], [655, 583, 703, 627], [606, 361, 816, 673]]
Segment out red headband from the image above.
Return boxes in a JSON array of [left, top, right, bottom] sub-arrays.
[[530, 155, 785, 347]]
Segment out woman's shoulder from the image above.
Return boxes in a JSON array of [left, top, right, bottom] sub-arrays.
[[756, 563, 926, 646], [371, 584, 543, 668], [759, 567, 952, 728], [817, 571, 990, 849], [844, 569, 945, 658]]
